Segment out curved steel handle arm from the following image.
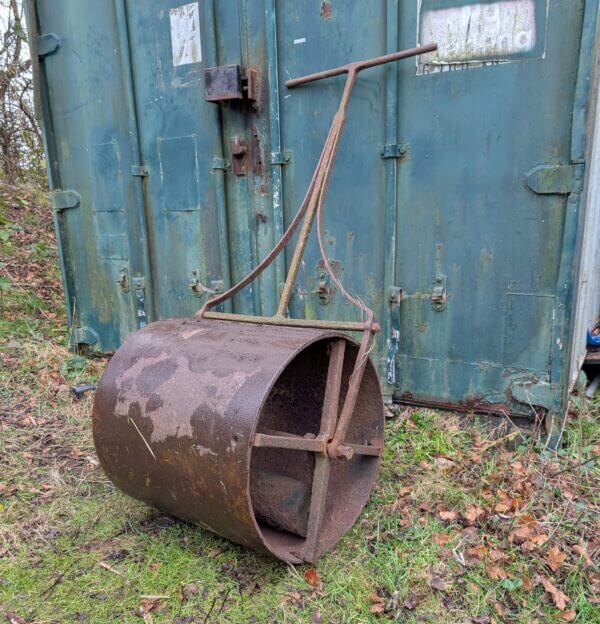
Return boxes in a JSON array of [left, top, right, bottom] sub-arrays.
[[197, 44, 437, 320], [285, 43, 438, 88]]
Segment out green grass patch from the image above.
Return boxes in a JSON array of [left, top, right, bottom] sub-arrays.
[[1, 183, 599, 623]]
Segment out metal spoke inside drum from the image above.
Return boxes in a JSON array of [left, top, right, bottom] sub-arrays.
[[251, 338, 382, 561]]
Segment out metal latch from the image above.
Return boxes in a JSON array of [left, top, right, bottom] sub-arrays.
[[386, 286, 403, 385], [315, 270, 331, 305], [231, 136, 247, 176], [431, 274, 447, 311], [204, 65, 258, 103], [132, 277, 147, 328], [309, 260, 342, 305], [525, 163, 584, 195], [190, 270, 224, 298]]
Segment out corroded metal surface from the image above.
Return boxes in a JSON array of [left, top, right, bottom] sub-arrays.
[[93, 318, 384, 562]]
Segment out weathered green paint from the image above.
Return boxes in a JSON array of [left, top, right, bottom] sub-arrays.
[[26, 0, 599, 426]]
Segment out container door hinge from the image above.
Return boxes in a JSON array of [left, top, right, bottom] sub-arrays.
[[381, 143, 408, 159], [510, 378, 554, 412], [525, 163, 584, 195], [386, 286, 403, 385], [51, 190, 81, 212], [270, 151, 292, 166], [37, 33, 61, 58], [132, 277, 147, 328], [212, 157, 231, 171], [131, 165, 150, 177], [70, 326, 99, 349]]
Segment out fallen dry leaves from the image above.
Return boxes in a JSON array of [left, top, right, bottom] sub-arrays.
[[368, 590, 386, 615], [486, 564, 508, 580], [546, 545, 567, 572], [463, 504, 485, 525], [540, 576, 571, 611], [554, 610, 577, 622], [304, 567, 321, 589]]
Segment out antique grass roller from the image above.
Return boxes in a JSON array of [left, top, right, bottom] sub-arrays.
[[92, 43, 436, 562]]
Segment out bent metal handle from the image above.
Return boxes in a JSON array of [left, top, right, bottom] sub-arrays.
[[197, 43, 437, 327], [285, 43, 438, 88]]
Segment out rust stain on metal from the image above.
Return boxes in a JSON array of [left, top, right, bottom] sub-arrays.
[[94, 319, 384, 563], [398, 392, 533, 418], [320, 1, 333, 20], [113, 350, 256, 443]]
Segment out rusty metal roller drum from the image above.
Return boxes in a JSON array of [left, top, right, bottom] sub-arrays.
[[93, 317, 384, 562]]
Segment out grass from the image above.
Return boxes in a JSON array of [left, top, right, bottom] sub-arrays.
[[0, 182, 599, 623]]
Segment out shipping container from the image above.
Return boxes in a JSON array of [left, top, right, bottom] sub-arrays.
[[26, 0, 600, 441]]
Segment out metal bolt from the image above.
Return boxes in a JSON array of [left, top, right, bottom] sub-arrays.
[[335, 444, 354, 460]]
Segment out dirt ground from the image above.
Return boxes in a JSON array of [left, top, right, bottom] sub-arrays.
[[1, 183, 599, 623]]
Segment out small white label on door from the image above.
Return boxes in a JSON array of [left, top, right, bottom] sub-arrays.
[[418, 0, 543, 74], [170, 2, 202, 66]]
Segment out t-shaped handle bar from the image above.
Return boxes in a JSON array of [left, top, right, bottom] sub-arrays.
[[285, 43, 438, 89], [199, 42, 437, 332]]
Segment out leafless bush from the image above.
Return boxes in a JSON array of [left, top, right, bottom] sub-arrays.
[[0, 0, 45, 186]]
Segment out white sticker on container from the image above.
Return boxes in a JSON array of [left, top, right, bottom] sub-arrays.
[[418, 0, 546, 74], [294, 37, 306, 45], [170, 2, 202, 67]]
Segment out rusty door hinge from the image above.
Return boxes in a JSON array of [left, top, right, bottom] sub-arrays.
[[212, 157, 231, 171], [37, 33, 61, 58], [131, 165, 150, 177], [381, 143, 408, 159], [270, 151, 292, 166], [525, 163, 584, 195], [70, 326, 99, 349], [51, 189, 81, 212]]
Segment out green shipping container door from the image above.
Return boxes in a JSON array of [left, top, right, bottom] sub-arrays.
[[26, 0, 600, 435]]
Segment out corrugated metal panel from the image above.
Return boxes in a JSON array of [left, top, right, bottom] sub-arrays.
[[26, 0, 599, 428]]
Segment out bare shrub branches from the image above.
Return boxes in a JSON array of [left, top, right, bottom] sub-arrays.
[[0, 0, 45, 186]]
